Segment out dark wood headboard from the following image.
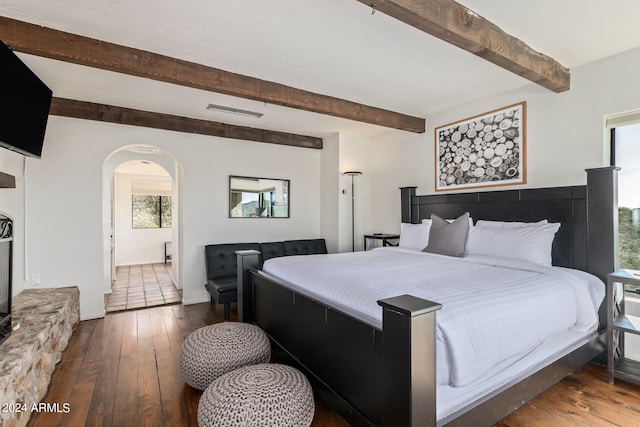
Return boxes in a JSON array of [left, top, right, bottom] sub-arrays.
[[400, 167, 618, 283]]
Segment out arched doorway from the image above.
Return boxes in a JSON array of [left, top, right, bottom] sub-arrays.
[[102, 144, 183, 312]]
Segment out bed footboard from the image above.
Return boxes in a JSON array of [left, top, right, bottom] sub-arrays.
[[238, 251, 441, 426]]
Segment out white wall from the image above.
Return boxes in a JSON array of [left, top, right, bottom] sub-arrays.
[[25, 117, 323, 319], [349, 47, 640, 235], [113, 171, 172, 266], [320, 133, 340, 253]]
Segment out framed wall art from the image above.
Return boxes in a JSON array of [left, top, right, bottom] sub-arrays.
[[435, 101, 526, 191]]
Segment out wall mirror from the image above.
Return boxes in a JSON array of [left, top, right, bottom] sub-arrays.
[[229, 176, 290, 218]]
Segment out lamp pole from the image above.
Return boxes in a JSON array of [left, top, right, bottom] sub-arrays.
[[343, 171, 362, 252]]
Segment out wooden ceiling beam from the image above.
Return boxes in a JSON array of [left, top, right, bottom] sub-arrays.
[[0, 16, 425, 133], [49, 98, 324, 149], [357, 0, 570, 92]]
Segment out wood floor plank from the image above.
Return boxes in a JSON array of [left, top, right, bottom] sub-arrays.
[[133, 310, 165, 427], [112, 353, 139, 426], [155, 347, 190, 427], [84, 314, 111, 363], [170, 303, 199, 340], [57, 360, 102, 427], [84, 313, 124, 427], [120, 310, 138, 356], [159, 304, 185, 358], [149, 306, 172, 351], [136, 309, 153, 341], [112, 312, 140, 427]]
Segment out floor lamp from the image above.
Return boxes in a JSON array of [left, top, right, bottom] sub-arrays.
[[343, 171, 362, 252]]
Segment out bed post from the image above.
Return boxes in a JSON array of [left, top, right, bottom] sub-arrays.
[[586, 167, 619, 284], [378, 294, 442, 427], [400, 187, 417, 223], [236, 249, 261, 323]]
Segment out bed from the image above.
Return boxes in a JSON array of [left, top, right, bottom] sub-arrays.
[[237, 167, 618, 427]]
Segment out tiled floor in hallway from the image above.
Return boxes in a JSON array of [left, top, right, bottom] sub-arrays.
[[105, 263, 182, 312]]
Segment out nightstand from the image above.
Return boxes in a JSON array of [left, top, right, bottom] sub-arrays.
[[363, 233, 400, 251], [607, 269, 640, 385]]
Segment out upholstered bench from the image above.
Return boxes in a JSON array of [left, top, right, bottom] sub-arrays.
[[179, 322, 271, 391], [204, 239, 327, 319], [198, 363, 315, 427], [205, 243, 260, 320]]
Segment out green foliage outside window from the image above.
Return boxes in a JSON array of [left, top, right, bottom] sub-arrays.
[[132, 195, 172, 229], [619, 207, 640, 294], [619, 207, 640, 269], [161, 196, 172, 228]]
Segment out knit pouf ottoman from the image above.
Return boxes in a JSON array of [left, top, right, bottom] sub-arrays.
[[179, 322, 271, 390], [198, 363, 315, 427]]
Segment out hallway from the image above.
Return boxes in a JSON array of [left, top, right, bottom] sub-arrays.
[[105, 263, 181, 313]]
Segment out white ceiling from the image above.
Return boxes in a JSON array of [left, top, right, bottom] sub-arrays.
[[3, 0, 640, 138]]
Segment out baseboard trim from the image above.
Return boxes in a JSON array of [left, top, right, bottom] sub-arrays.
[[182, 296, 208, 305]]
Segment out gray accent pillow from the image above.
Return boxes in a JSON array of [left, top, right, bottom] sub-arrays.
[[422, 212, 470, 257]]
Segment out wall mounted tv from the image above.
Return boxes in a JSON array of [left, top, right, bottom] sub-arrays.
[[0, 39, 52, 158]]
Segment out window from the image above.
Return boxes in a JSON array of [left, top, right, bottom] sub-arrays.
[[611, 123, 640, 289], [132, 195, 172, 229]]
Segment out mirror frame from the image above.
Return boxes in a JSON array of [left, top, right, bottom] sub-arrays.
[[229, 175, 290, 218]]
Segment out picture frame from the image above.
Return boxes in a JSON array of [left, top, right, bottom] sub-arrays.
[[435, 101, 526, 191]]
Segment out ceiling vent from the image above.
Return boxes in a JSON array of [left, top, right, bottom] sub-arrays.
[[206, 103, 264, 118], [135, 145, 157, 154]]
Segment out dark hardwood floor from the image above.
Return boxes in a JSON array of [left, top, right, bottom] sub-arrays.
[[29, 302, 640, 427]]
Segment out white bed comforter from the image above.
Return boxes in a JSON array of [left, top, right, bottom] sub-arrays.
[[262, 247, 604, 387]]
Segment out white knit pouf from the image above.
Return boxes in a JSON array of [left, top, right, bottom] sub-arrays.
[[179, 322, 271, 391], [198, 363, 315, 427]]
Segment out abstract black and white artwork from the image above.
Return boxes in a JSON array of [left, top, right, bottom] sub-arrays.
[[435, 102, 526, 191]]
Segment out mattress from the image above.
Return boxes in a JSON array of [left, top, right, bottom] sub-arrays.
[[262, 247, 605, 389]]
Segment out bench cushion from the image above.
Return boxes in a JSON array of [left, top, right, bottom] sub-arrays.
[[207, 277, 236, 293], [206, 278, 237, 304]]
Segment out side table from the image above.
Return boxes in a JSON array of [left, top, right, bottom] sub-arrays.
[[363, 233, 400, 251], [607, 269, 640, 385]]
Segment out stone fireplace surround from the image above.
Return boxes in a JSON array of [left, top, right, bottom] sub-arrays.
[[0, 287, 79, 427]]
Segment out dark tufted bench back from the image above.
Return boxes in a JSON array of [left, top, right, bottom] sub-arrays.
[[260, 241, 287, 262], [205, 242, 260, 280], [283, 239, 327, 257], [259, 239, 327, 264]]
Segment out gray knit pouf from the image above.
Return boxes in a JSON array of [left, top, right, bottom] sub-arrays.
[[198, 363, 315, 427], [179, 322, 271, 391]]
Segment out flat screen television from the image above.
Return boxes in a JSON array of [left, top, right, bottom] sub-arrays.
[[0, 39, 52, 158]]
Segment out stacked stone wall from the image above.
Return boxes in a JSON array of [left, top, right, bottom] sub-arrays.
[[0, 287, 79, 427]]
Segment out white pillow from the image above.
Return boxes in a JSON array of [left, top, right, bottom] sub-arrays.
[[399, 223, 429, 250], [466, 222, 561, 266], [475, 219, 548, 228]]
